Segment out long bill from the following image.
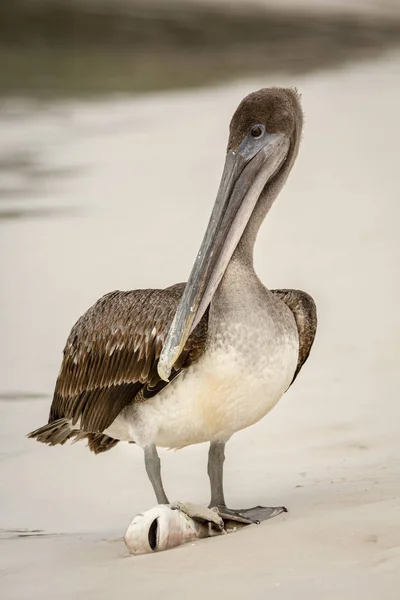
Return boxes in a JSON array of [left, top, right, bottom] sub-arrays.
[[158, 131, 290, 381]]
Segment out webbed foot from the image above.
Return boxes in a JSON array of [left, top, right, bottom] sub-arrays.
[[215, 505, 287, 525], [171, 501, 224, 531]]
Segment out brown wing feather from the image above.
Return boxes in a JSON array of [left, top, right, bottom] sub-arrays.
[[49, 283, 208, 433], [271, 289, 317, 385]]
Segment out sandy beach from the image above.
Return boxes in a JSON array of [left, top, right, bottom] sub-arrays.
[[1, 48, 400, 598]]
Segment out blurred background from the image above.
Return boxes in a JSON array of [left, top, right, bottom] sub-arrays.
[[1, 2, 400, 599], [0, 0, 400, 220], [1, 0, 400, 99]]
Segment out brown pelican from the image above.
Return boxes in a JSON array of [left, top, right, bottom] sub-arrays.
[[28, 87, 317, 524]]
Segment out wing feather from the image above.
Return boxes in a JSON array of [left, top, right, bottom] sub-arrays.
[[49, 283, 208, 433], [272, 289, 317, 385]]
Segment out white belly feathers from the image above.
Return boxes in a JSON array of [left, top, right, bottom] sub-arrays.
[[105, 318, 299, 449]]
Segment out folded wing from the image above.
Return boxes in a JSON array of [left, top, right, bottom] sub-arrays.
[[49, 283, 208, 434], [272, 289, 317, 386]]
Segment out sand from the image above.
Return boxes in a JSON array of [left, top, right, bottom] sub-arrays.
[[1, 51, 400, 598]]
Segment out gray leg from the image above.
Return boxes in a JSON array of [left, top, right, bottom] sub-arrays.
[[144, 445, 169, 505], [208, 440, 226, 507], [208, 440, 287, 524]]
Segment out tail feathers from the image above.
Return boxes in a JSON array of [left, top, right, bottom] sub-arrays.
[[27, 419, 120, 454], [27, 418, 76, 446], [87, 433, 120, 454]]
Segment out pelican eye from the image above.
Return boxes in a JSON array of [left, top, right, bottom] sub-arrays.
[[250, 124, 265, 139]]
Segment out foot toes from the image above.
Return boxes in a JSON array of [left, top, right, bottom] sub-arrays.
[[215, 505, 288, 524]]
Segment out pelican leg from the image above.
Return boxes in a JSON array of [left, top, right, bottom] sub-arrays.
[[207, 440, 287, 524], [144, 445, 169, 505], [208, 440, 227, 507]]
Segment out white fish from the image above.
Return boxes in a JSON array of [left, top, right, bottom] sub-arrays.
[[124, 502, 226, 555]]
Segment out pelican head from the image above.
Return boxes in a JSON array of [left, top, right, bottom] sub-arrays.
[[158, 87, 303, 381]]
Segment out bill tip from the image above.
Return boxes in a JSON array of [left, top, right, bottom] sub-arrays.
[[157, 361, 171, 382]]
